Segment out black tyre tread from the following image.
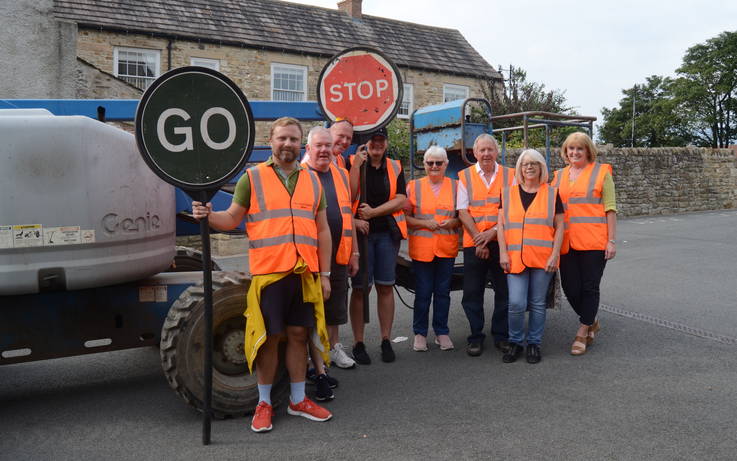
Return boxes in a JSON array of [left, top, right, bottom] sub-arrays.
[[160, 271, 287, 419], [168, 246, 222, 272]]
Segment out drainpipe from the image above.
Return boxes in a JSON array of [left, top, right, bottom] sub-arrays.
[[167, 39, 173, 70]]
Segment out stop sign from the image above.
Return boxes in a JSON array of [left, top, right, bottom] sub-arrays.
[[318, 47, 403, 133]]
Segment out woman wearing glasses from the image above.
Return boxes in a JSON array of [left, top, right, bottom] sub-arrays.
[[497, 149, 565, 363], [404, 146, 461, 352], [551, 132, 617, 356]]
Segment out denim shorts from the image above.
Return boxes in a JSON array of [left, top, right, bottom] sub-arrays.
[[351, 231, 401, 287]]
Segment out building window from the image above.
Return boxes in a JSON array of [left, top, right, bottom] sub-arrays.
[[191, 57, 220, 71], [271, 63, 307, 101], [113, 47, 160, 90], [443, 83, 469, 103], [397, 83, 413, 119]]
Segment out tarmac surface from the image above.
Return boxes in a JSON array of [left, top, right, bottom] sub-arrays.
[[2, 210, 736, 460]]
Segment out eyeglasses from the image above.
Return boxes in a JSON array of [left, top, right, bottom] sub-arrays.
[[425, 161, 444, 167], [521, 162, 540, 169]]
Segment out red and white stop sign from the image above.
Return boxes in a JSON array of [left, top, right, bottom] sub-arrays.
[[318, 47, 403, 133]]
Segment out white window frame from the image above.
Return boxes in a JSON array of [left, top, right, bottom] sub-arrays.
[[397, 83, 414, 119], [113, 47, 161, 90], [270, 63, 308, 102], [443, 83, 470, 103], [190, 57, 220, 71]]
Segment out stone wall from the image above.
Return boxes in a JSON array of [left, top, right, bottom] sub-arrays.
[[0, 0, 77, 98], [74, 28, 488, 142], [504, 146, 737, 217]]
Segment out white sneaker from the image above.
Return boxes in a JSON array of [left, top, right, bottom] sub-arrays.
[[330, 343, 356, 369]]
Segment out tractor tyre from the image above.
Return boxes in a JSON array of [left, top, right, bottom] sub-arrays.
[[160, 271, 288, 418], [168, 246, 222, 272]]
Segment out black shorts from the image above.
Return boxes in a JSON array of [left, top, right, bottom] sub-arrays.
[[260, 272, 315, 335], [324, 262, 348, 326]]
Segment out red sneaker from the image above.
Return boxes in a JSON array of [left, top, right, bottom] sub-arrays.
[[250, 401, 273, 432], [287, 397, 333, 422]]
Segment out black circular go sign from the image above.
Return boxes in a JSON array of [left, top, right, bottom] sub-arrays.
[[135, 66, 255, 191]]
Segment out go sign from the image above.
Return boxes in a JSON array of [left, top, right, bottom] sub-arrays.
[[135, 66, 254, 191], [318, 47, 403, 133]]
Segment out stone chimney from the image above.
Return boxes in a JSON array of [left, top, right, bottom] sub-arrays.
[[338, 0, 362, 19]]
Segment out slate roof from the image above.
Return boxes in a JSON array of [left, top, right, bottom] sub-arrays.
[[54, 0, 500, 80]]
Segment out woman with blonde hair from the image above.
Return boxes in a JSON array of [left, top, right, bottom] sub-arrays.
[[498, 149, 564, 363], [551, 132, 617, 356], [404, 146, 460, 351]]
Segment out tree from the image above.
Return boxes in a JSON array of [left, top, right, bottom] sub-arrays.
[[480, 65, 573, 147], [598, 75, 688, 147], [672, 31, 737, 148]]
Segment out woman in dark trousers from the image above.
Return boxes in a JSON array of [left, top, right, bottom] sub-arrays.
[[551, 132, 617, 355]]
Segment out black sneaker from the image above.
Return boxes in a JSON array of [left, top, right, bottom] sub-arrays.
[[314, 374, 335, 401], [352, 342, 371, 365], [306, 367, 317, 384], [494, 340, 511, 354], [380, 339, 395, 363], [526, 344, 541, 364], [502, 343, 524, 363], [466, 342, 483, 357]]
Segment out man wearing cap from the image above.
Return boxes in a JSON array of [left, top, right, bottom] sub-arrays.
[[192, 117, 333, 433], [346, 127, 407, 364], [302, 126, 360, 402]]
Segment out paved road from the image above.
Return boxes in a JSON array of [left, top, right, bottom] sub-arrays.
[[2, 211, 736, 460]]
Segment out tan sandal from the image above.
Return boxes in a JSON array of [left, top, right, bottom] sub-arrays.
[[571, 335, 588, 356], [586, 320, 601, 345]]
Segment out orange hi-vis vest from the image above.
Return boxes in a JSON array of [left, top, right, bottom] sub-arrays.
[[328, 163, 354, 265], [551, 162, 612, 253], [350, 155, 407, 239], [407, 176, 460, 262], [335, 154, 346, 170], [385, 158, 408, 239], [246, 163, 322, 275], [502, 184, 557, 274], [459, 164, 515, 248]]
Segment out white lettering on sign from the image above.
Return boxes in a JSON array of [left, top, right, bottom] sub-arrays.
[[157, 108, 193, 152], [200, 107, 236, 150], [328, 80, 390, 102], [157, 107, 237, 152]]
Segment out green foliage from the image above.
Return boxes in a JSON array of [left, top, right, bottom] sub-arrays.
[[386, 118, 410, 162], [598, 75, 688, 147], [480, 65, 576, 148], [672, 31, 737, 148], [600, 31, 737, 148]]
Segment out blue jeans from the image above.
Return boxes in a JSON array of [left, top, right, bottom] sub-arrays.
[[412, 257, 455, 336], [461, 242, 509, 344], [507, 268, 554, 345], [351, 231, 401, 287]]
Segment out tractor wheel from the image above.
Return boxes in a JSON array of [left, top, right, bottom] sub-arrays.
[[160, 271, 288, 418], [168, 246, 222, 272]]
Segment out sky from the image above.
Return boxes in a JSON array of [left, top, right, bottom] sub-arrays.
[[289, 0, 736, 134]]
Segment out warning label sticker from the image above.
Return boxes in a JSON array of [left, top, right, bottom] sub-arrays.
[[139, 286, 155, 302], [43, 226, 81, 246], [12, 224, 43, 248], [81, 230, 96, 244], [0, 225, 12, 249]]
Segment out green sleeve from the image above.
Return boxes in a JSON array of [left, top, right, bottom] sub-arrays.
[[232, 172, 251, 210], [602, 172, 617, 213]]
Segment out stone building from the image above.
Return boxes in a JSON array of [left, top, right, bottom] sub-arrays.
[[53, 0, 502, 122]]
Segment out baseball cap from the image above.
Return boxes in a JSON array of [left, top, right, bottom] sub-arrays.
[[369, 127, 388, 139]]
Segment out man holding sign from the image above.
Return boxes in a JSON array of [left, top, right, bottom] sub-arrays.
[[192, 117, 333, 433]]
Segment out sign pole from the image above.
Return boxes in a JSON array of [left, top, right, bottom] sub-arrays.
[[360, 162, 370, 323], [199, 190, 214, 445], [135, 66, 255, 446]]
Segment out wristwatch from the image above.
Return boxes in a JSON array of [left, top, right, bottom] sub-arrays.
[[319, 271, 331, 277], [609, 239, 616, 244]]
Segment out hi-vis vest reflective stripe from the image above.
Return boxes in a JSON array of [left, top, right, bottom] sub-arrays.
[[503, 184, 557, 274], [459, 165, 515, 248], [246, 163, 321, 275], [329, 163, 354, 265], [386, 158, 408, 239], [407, 176, 459, 262], [552, 162, 612, 253]]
